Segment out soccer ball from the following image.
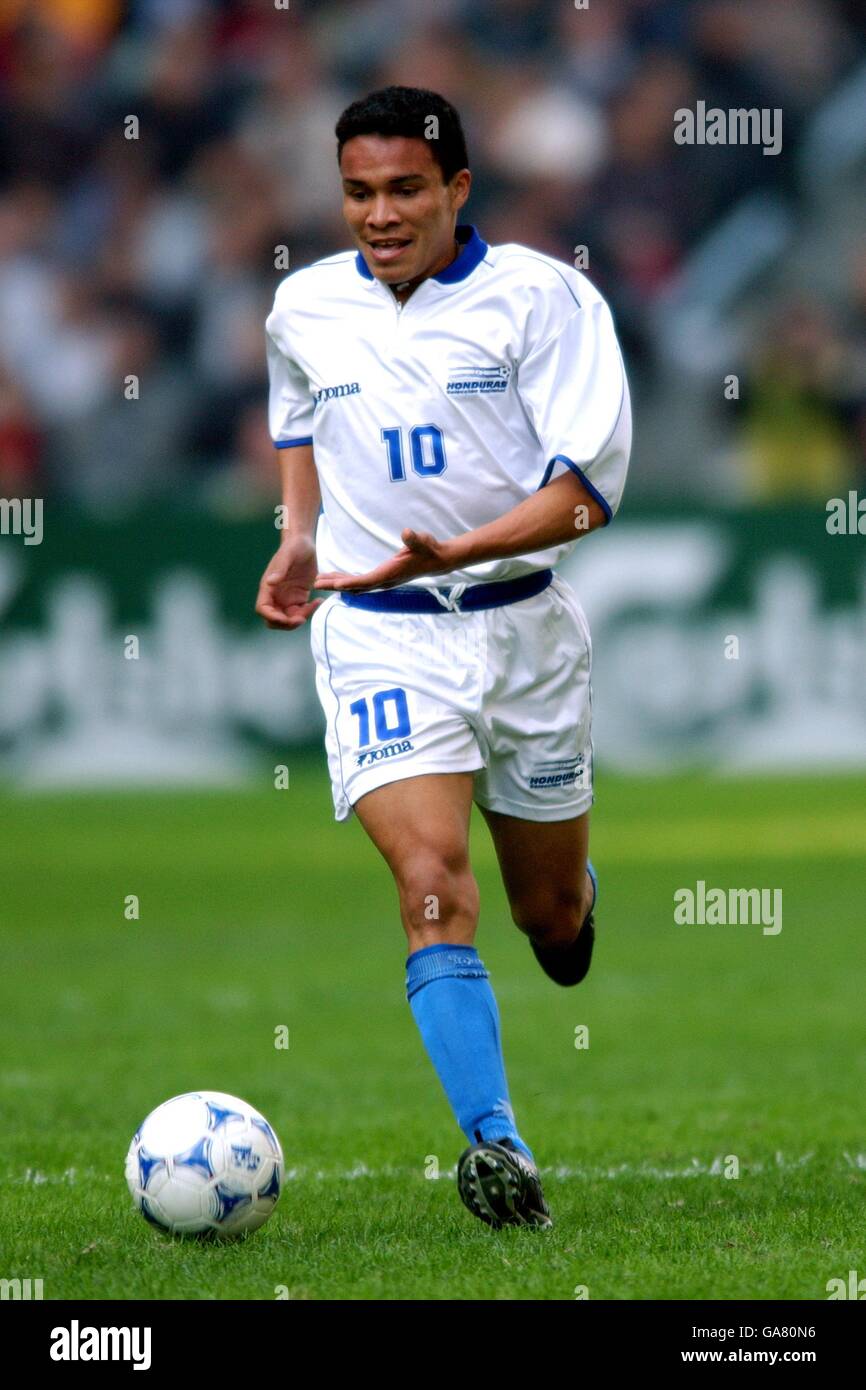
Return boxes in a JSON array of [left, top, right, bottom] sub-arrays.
[[125, 1090, 284, 1237]]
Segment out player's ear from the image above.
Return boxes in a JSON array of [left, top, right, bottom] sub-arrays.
[[450, 168, 471, 211]]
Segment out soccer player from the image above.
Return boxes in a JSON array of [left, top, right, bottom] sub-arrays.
[[257, 86, 631, 1229]]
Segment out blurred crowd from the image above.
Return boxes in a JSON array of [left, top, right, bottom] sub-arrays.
[[0, 0, 864, 515]]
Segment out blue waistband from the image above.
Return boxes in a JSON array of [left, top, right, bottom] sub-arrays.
[[339, 568, 554, 614]]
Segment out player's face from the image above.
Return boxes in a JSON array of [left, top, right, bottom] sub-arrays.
[[340, 135, 471, 287]]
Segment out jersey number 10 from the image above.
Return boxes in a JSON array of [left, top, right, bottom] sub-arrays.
[[350, 688, 412, 746], [381, 425, 447, 480]]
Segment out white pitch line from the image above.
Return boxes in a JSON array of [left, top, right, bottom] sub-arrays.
[[4, 1151, 859, 1187]]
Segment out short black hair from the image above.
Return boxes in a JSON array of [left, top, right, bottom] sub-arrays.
[[335, 86, 469, 184]]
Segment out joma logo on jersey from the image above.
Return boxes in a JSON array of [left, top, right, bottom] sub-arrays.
[[356, 738, 414, 767], [446, 365, 510, 395], [314, 381, 361, 403]]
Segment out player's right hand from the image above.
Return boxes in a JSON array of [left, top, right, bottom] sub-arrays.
[[255, 536, 323, 630]]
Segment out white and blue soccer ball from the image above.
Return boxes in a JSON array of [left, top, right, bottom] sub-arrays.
[[125, 1090, 284, 1237]]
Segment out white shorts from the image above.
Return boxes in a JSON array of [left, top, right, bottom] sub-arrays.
[[308, 572, 594, 823]]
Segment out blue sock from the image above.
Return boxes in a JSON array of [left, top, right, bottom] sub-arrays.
[[406, 943, 534, 1163]]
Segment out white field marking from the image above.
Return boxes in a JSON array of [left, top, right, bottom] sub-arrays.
[[6, 1151, 850, 1187]]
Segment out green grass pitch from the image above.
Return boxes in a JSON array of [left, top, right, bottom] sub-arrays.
[[0, 761, 863, 1300]]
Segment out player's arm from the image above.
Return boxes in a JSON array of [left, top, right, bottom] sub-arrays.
[[430, 467, 607, 567], [442, 468, 606, 562], [314, 469, 605, 590], [255, 443, 323, 629], [257, 300, 323, 629]]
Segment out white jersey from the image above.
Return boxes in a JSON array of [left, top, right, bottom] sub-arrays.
[[266, 223, 631, 588]]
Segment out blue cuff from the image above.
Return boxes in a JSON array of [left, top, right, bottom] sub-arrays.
[[538, 454, 613, 524], [405, 944, 489, 999]]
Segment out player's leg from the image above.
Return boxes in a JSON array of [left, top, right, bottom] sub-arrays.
[[478, 806, 598, 985], [473, 574, 598, 984], [308, 597, 547, 1220], [353, 770, 478, 951], [353, 771, 537, 1164]]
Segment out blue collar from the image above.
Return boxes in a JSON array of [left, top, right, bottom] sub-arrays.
[[354, 223, 487, 284]]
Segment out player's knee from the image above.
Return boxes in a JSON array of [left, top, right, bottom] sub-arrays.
[[510, 886, 584, 946], [396, 847, 479, 935]]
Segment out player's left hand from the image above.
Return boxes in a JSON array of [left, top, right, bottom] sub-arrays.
[[314, 529, 453, 591]]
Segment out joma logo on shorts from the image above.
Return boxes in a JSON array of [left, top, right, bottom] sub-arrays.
[[314, 381, 361, 403], [356, 739, 414, 767]]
